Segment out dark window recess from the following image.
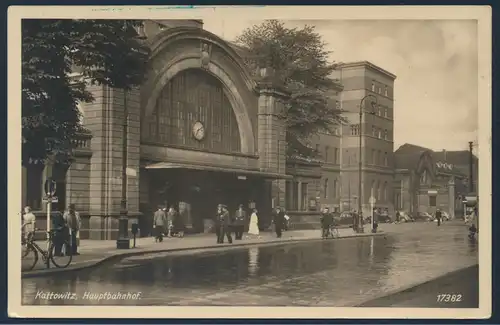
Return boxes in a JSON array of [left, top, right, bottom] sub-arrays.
[[429, 195, 437, 207]]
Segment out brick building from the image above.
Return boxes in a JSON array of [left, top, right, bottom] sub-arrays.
[[21, 21, 402, 237], [330, 62, 396, 218], [393, 144, 472, 218]]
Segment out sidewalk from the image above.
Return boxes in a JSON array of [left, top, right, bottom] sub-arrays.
[[22, 221, 464, 278]]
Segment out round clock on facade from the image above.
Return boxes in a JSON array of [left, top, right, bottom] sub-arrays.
[[192, 121, 206, 141]]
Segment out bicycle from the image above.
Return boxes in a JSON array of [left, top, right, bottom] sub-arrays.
[[22, 227, 73, 271], [326, 224, 340, 239]]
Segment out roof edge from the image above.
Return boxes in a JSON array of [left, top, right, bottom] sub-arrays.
[[339, 61, 397, 80]]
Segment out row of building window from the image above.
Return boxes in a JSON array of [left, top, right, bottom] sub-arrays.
[[371, 82, 390, 98], [349, 124, 390, 141], [372, 127, 389, 140], [371, 180, 389, 202], [315, 145, 340, 164], [323, 178, 339, 199], [285, 181, 309, 211], [369, 150, 389, 167]]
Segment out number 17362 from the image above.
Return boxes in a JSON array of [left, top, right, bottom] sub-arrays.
[[437, 294, 462, 303]]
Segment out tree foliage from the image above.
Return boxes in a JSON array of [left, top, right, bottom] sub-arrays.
[[22, 19, 150, 166], [235, 20, 345, 158]]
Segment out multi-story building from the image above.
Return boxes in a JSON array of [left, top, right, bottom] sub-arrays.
[[330, 61, 397, 218]]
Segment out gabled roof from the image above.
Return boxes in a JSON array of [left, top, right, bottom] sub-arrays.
[[394, 143, 467, 177]]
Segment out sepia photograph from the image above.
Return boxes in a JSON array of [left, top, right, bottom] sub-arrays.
[[8, 5, 491, 319]]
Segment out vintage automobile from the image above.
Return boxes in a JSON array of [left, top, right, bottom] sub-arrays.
[[414, 211, 434, 222]]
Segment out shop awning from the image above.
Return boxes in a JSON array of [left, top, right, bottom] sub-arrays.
[[144, 161, 292, 180]]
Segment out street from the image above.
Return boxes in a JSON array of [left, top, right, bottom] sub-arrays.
[[21, 222, 478, 307]]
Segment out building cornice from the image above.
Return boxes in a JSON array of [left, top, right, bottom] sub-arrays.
[[339, 61, 397, 80]]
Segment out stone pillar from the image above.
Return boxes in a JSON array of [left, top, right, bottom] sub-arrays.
[[84, 85, 141, 240], [448, 176, 455, 219], [257, 79, 289, 209]]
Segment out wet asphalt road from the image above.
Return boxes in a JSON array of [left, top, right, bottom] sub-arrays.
[[22, 222, 478, 307]]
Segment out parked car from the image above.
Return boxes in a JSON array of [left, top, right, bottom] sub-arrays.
[[414, 211, 434, 222], [365, 212, 392, 224], [398, 211, 414, 223], [337, 212, 357, 226]]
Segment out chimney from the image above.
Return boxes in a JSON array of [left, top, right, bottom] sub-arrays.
[[442, 149, 447, 161]]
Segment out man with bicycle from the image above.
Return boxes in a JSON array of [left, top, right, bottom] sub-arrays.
[[320, 207, 334, 239], [22, 206, 36, 243]]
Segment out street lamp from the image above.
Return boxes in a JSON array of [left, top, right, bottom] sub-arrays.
[[116, 88, 130, 249], [357, 94, 378, 233], [115, 22, 148, 249]]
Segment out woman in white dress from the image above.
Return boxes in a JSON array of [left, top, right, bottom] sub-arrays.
[[247, 208, 261, 239]]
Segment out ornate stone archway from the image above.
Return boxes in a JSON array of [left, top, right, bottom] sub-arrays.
[[141, 27, 257, 155]]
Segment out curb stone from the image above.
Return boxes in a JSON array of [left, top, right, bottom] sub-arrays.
[[22, 231, 386, 278]]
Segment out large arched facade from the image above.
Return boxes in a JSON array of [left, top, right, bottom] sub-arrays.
[[136, 25, 287, 235]]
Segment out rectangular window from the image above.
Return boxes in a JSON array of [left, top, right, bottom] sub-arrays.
[[325, 146, 329, 162], [292, 181, 299, 211], [384, 130, 388, 140], [323, 179, 328, 199], [333, 180, 338, 198], [378, 87, 381, 94], [371, 149, 375, 165], [374, 151, 378, 166], [384, 86, 388, 97], [372, 126, 377, 137], [334, 148, 339, 164], [384, 108, 388, 118], [371, 82, 375, 92], [384, 152, 388, 166], [429, 195, 437, 207], [301, 183, 308, 211], [351, 124, 359, 136]]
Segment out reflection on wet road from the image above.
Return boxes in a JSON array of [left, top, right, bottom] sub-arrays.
[[22, 223, 478, 306]]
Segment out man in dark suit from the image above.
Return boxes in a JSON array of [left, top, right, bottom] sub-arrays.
[[320, 207, 333, 239], [215, 204, 233, 244], [233, 204, 247, 240], [435, 209, 442, 227], [272, 207, 286, 238]]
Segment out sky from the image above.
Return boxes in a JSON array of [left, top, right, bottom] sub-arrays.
[[201, 19, 479, 152]]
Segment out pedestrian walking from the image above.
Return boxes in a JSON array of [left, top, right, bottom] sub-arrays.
[[233, 204, 247, 240], [246, 208, 260, 239], [395, 210, 400, 224], [173, 208, 185, 238], [22, 206, 36, 243], [320, 207, 333, 239], [166, 207, 176, 237], [215, 204, 233, 244], [435, 209, 442, 227], [272, 207, 286, 238], [63, 204, 81, 255], [153, 206, 167, 242]]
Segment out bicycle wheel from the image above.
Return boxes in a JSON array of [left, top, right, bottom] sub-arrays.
[[50, 240, 72, 268], [22, 244, 38, 271]]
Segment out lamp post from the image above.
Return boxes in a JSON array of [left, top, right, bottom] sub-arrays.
[[116, 88, 130, 249], [357, 94, 378, 233]]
